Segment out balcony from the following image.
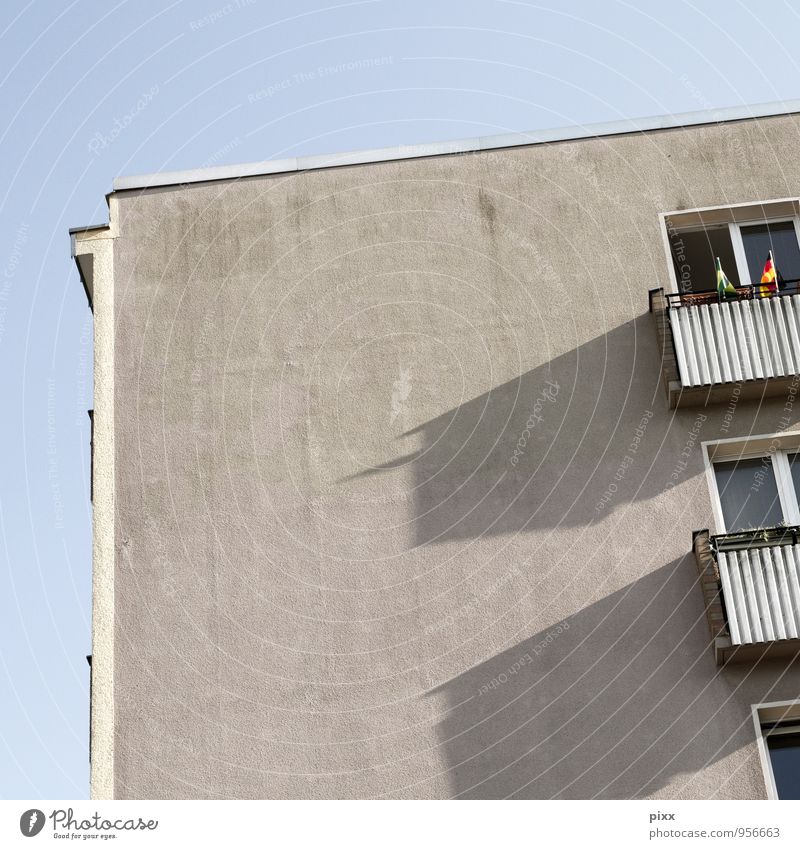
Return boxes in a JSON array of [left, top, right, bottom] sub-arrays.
[[693, 527, 800, 664], [650, 285, 800, 408]]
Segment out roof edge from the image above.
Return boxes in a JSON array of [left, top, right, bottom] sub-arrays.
[[69, 223, 111, 236], [113, 98, 800, 193]]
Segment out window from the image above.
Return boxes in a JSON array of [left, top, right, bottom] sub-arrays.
[[664, 200, 800, 294], [741, 221, 800, 285], [754, 703, 800, 800], [765, 727, 800, 799], [669, 224, 740, 293], [712, 451, 800, 532], [713, 457, 784, 532], [706, 436, 800, 532]]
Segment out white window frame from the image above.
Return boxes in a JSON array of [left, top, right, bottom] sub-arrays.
[[702, 431, 800, 533], [731, 216, 800, 286], [659, 198, 800, 294], [752, 701, 800, 800], [711, 449, 800, 533]]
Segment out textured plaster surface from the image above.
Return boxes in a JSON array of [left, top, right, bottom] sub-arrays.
[[74, 218, 116, 800], [107, 114, 800, 798]]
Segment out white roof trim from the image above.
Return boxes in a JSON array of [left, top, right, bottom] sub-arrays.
[[113, 99, 800, 192]]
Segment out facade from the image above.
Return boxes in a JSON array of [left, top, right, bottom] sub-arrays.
[[72, 102, 800, 800]]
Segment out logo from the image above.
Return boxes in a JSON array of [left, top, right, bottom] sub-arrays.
[[390, 366, 413, 424], [17, 807, 159, 838], [19, 809, 45, 837]]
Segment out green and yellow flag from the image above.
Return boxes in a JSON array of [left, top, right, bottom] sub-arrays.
[[716, 257, 737, 300]]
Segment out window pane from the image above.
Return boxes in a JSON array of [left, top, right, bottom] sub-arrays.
[[767, 733, 800, 800], [741, 221, 800, 286], [714, 457, 784, 532], [670, 226, 739, 293]]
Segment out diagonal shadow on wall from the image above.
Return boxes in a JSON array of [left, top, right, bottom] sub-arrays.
[[345, 315, 698, 544], [427, 557, 756, 799]]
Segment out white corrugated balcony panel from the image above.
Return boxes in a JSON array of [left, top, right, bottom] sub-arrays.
[[669, 295, 800, 387], [717, 543, 800, 645]]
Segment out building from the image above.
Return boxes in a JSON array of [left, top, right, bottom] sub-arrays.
[[72, 100, 800, 800]]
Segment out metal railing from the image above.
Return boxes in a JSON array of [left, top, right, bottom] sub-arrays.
[[711, 526, 800, 553], [665, 282, 800, 387], [665, 279, 800, 309]]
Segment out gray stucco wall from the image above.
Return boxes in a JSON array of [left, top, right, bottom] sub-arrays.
[[110, 113, 800, 798]]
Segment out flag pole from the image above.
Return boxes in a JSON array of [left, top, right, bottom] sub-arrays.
[[771, 249, 777, 295]]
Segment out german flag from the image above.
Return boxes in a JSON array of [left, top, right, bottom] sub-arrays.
[[758, 251, 779, 297], [716, 257, 737, 300]]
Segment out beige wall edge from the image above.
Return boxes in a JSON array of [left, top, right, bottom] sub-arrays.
[[111, 99, 800, 192], [73, 207, 116, 800]]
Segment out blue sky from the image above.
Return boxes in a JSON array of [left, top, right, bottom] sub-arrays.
[[2, 0, 800, 800]]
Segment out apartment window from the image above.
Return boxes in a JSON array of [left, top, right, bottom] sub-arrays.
[[765, 726, 800, 799], [741, 221, 800, 285], [669, 224, 741, 293], [709, 443, 800, 532], [703, 431, 800, 533], [754, 703, 800, 799], [665, 201, 800, 294]]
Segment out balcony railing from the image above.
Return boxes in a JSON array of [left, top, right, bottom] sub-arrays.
[[663, 281, 800, 309], [650, 284, 800, 407], [693, 527, 800, 664]]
